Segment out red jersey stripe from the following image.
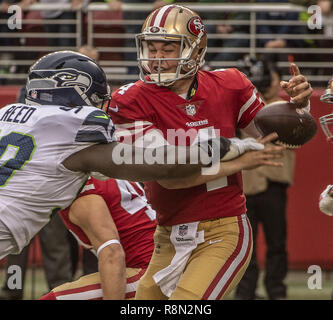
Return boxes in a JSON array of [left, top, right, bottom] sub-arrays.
[[201, 215, 244, 300], [54, 283, 101, 297], [216, 217, 252, 299], [127, 268, 147, 283], [125, 291, 136, 299], [202, 215, 251, 300]]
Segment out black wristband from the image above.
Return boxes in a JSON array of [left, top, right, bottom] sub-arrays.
[[198, 136, 231, 166]]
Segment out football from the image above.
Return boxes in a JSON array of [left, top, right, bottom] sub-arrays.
[[254, 101, 318, 148]]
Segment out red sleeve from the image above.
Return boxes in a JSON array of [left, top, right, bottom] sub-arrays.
[[77, 177, 104, 198], [108, 84, 159, 144], [235, 69, 265, 129], [211, 69, 264, 129]]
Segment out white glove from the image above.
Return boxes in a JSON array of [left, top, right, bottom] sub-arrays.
[[220, 137, 264, 162], [229, 137, 264, 155]]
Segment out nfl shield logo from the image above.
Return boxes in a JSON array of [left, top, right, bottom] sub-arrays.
[[179, 225, 188, 237], [186, 104, 196, 116], [30, 90, 37, 99]]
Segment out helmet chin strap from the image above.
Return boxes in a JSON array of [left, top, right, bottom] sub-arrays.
[[74, 85, 93, 106], [150, 73, 177, 86], [150, 60, 198, 86]]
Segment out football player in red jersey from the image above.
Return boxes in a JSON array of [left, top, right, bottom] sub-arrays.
[[319, 77, 333, 216], [40, 177, 156, 300], [108, 5, 313, 300]]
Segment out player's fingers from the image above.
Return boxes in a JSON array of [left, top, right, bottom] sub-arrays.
[[262, 149, 285, 157], [281, 76, 308, 95], [289, 84, 312, 101], [292, 81, 311, 94], [256, 135, 263, 142], [288, 75, 307, 88], [291, 88, 313, 105], [280, 82, 294, 97], [258, 132, 279, 144], [280, 81, 289, 88], [290, 63, 301, 77], [262, 160, 284, 167], [263, 142, 286, 150], [262, 145, 287, 156]]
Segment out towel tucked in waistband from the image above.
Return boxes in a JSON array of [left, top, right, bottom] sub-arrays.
[[153, 221, 205, 297]]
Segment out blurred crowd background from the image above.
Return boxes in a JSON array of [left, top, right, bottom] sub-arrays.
[[0, 0, 332, 87]]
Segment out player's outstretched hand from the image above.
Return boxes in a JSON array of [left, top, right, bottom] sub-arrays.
[[280, 63, 312, 109], [237, 132, 286, 170]]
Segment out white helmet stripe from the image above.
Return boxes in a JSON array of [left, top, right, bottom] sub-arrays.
[[151, 5, 175, 27]]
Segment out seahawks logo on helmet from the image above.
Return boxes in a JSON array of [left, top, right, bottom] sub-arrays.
[[27, 68, 92, 94]]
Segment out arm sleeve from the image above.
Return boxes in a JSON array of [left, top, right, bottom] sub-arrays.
[[75, 109, 115, 144], [77, 176, 106, 198], [235, 70, 265, 129], [109, 94, 165, 147]]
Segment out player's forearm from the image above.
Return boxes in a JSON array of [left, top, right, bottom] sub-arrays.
[[111, 140, 233, 181], [63, 136, 235, 181], [63, 142, 211, 181], [158, 157, 245, 189], [158, 144, 284, 189], [98, 246, 126, 300]]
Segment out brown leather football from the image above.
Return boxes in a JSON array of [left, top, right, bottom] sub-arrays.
[[254, 101, 318, 148]]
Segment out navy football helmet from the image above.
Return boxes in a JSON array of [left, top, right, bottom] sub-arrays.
[[25, 50, 111, 109]]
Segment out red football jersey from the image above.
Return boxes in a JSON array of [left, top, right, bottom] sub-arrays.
[[59, 178, 156, 268], [109, 69, 264, 226]]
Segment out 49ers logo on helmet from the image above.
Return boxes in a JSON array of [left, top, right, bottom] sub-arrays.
[[187, 16, 206, 36], [149, 26, 161, 33]]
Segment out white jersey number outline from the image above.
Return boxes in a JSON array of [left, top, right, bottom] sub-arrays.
[[0, 131, 36, 187], [116, 180, 156, 221]]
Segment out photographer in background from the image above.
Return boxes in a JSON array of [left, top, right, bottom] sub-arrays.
[[235, 56, 295, 300]]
